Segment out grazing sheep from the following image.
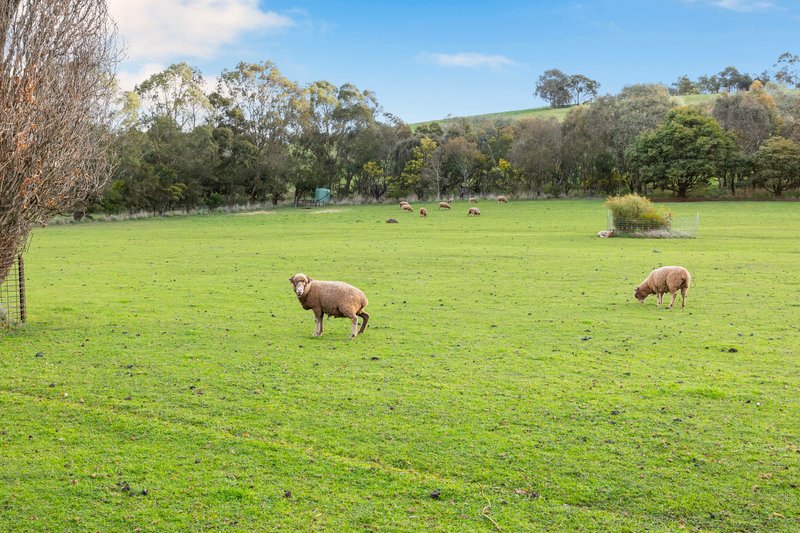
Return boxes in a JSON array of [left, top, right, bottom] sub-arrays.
[[402, 204, 413, 212], [400, 200, 409, 206], [419, 207, 428, 217], [469, 197, 478, 203], [634, 266, 691, 309], [289, 273, 370, 338], [468, 207, 481, 216], [597, 230, 615, 238], [438, 202, 451, 210], [386, 218, 399, 223], [496, 195, 508, 203]]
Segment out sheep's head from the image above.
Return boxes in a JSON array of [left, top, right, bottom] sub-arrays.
[[634, 286, 647, 303], [289, 273, 312, 297]]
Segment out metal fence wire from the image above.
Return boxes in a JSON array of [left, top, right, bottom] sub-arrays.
[[0, 255, 26, 327], [607, 211, 700, 238]]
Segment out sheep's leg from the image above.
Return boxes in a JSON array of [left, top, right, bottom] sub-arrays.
[[668, 291, 677, 309], [681, 287, 688, 308], [313, 311, 323, 336], [347, 314, 359, 338], [656, 293, 662, 306], [357, 311, 370, 334]]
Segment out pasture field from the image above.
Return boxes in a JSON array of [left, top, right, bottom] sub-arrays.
[[1, 200, 799, 531]]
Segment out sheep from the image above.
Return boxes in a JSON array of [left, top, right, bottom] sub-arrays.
[[597, 230, 615, 238], [289, 273, 370, 338], [438, 202, 451, 210], [419, 207, 428, 217], [402, 204, 413, 212], [496, 195, 508, 203], [399, 200, 409, 206], [468, 207, 481, 216], [469, 197, 478, 203], [634, 266, 691, 309]]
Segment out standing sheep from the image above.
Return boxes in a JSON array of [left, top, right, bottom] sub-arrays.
[[289, 273, 370, 338], [496, 195, 508, 203], [468, 207, 481, 216], [634, 266, 691, 309], [402, 204, 413, 212], [438, 202, 451, 210], [469, 197, 478, 203], [419, 207, 427, 217]]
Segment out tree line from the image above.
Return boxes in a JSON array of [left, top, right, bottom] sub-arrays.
[[93, 56, 800, 216]]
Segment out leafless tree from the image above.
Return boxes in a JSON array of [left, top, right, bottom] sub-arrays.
[[0, 0, 119, 281]]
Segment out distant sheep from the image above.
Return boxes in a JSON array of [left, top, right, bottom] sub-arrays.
[[438, 202, 451, 210], [402, 204, 413, 212], [468, 207, 481, 216], [634, 266, 691, 309], [497, 195, 508, 203], [400, 200, 409, 206], [469, 197, 478, 203], [597, 230, 615, 238], [289, 273, 370, 338], [419, 207, 427, 217]]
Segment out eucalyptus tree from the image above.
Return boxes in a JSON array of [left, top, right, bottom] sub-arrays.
[[213, 61, 300, 203], [510, 118, 562, 196], [135, 62, 212, 131]]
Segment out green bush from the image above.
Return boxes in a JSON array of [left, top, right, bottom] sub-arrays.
[[605, 194, 671, 232]]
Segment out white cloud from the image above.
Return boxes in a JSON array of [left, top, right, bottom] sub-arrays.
[[115, 63, 165, 92], [685, 0, 775, 12], [713, 0, 774, 11], [421, 52, 518, 69], [108, 0, 293, 62]]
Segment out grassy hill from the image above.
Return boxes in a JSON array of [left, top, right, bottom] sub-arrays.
[[412, 93, 720, 128]]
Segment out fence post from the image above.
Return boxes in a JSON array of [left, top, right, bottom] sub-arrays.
[[17, 254, 25, 323], [695, 212, 700, 239]]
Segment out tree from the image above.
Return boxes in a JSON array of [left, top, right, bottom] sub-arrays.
[[753, 137, 800, 196], [442, 136, 481, 198], [510, 118, 562, 196], [213, 61, 300, 203], [397, 137, 440, 199], [136, 63, 212, 130], [0, 0, 119, 282], [534, 69, 571, 108], [626, 108, 736, 198], [671, 75, 699, 96], [774, 52, 800, 88], [567, 74, 600, 105], [718, 66, 752, 92]]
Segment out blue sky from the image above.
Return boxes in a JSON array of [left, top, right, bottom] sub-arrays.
[[109, 0, 800, 123]]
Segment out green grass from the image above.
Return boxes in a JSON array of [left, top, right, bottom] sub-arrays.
[[412, 93, 720, 127], [1, 200, 799, 531]]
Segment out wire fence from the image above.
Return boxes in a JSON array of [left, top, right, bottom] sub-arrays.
[[0, 255, 26, 327], [607, 211, 700, 238]]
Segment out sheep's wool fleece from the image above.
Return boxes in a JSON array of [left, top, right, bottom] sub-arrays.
[[640, 266, 691, 294], [299, 281, 368, 317]]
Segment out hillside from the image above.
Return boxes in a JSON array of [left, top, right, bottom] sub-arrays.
[[412, 93, 720, 128]]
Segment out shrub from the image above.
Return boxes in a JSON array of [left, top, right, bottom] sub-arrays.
[[605, 194, 671, 232]]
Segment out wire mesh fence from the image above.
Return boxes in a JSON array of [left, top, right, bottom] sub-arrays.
[[607, 211, 700, 238], [0, 255, 26, 327]]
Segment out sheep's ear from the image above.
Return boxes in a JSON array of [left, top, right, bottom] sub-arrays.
[[288, 277, 293, 282], [307, 277, 313, 282]]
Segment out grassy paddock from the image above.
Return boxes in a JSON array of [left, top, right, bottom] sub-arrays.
[[1, 200, 798, 531]]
